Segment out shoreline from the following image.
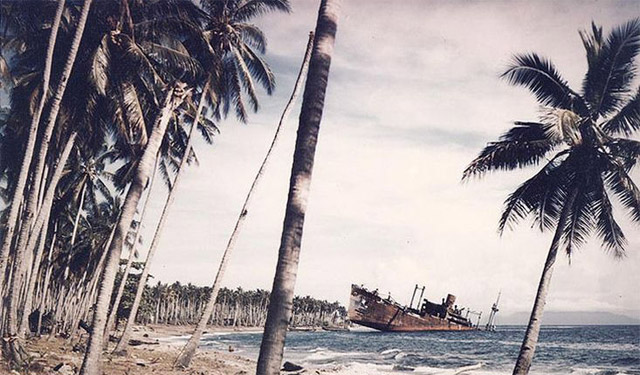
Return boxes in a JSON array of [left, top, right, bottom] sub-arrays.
[[2, 324, 332, 375], [2, 325, 259, 375]]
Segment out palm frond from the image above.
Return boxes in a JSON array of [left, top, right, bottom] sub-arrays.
[[89, 34, 110, 96], [231, 45, 259, 112], [579, 22, 604, 70], [561, 182, 597, 258], [498, 154, 569, 234], [604, 138, 640, 171], [592, 174, 627, 257], [603, 160, 640, 222], [118, 80, 148, 146], [141, 42, 203, 83], [602, 86, 640, 135], [462, 122, 561, 179], [240, 43, 275, 94], [237, 23, 267, 54], [502, 53, 579, 110], [583, 18, 640, 118], [233, 0, 291, 23]]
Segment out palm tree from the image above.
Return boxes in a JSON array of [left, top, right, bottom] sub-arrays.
[[79, 81, 191, 375], [16, 141, 115, 337], [0, 0, 65, 291], [2, 0, 92, 363], [58, 144, 114, 276], [195, 0, 290, 122], [7, 0, 92, 303], [463, 20, 640, 375], [256, 1, 342, 374], [115, 0, 291, 356], [2, 131, 78, 364], [103, 157, 159, 345], [174, 31, 314, 369]]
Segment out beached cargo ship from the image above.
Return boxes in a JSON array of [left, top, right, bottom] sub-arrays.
[[348, 284, 477, 332]]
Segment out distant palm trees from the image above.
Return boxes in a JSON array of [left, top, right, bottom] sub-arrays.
[[464, 19, 640, 375]]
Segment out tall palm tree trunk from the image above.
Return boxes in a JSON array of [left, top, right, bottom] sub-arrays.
[[114, 81, 208, 355], [4, 0, 92, 353], [37, 221, 57, 336], [0, 0, 65, 288], [104, 159, 159, 346], [10, 0, 92, 291], [17, 209, 51, 337], [256, 2, 340, 373], [64, 183, 87, 279], [2, 132, 77, 365], [80, 82, 188, 375], [174, 32, 315, 369], [513, 189, 578, 375]]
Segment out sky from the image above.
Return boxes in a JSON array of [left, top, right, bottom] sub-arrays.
[[137, 0, 640, 322]]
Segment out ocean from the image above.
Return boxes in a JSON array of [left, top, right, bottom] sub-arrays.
[[174, 325, 640, 374]]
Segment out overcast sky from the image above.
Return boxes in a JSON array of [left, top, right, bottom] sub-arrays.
[[138, 0, 640, 321]]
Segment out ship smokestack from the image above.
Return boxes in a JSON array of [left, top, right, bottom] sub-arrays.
[[445, 294, 456, 308]]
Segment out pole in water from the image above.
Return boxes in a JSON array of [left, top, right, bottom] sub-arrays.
[[484, 291, 501, 331]]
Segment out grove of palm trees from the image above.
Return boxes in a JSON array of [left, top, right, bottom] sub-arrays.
[[1, 1, 638, 375]]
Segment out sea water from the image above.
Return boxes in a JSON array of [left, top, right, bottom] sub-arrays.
[[189, 325, 640, 374]]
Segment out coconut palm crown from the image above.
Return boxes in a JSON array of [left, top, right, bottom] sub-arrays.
[[463, 19, 640, 257], [463, 18, 640, 375]]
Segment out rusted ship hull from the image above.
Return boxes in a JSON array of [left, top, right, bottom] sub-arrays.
[[348, 284, 476, 332]]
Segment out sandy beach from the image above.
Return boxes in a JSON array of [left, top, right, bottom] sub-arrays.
[[2, 325, 265, 375]]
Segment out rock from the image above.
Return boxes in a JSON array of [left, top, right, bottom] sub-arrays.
[[282, 361, 304, 372], [28, 359, 47, 372], [392, 364, 415, 372], [143, 333, 149, 338], [135, 359, 147, 367], [53, 363, 75, 375]]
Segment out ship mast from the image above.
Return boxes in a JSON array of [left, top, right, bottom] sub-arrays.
[[484, 291, 501, 331], [408, 284, 425, 311]]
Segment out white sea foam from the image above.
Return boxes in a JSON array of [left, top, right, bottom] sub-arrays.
[[537, 341, 638, 352], [309, 346, 329, 353], [303, 349, 370, 362], [380, 348, 402, 355]]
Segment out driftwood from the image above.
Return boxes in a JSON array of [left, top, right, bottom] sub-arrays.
[[128, 339, 159, 347]]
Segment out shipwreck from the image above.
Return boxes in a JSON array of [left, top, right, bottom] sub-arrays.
[[348, 284, 480, 332]]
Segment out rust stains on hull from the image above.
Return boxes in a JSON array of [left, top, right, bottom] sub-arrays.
[[348, 284, 476, 332]]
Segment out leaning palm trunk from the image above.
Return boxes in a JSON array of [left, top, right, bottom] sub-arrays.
[[512, 189, 578, 375], [4, 0, 92, 353], [0, 0, 65, 289], [37, 221, 58, 336], [104, 159, 159, 346], [2, 132, 77, 365], [9, 0, 93, 293], [80, 82, 188, 375], [256, 2, 340, 373], [63, 183, 87, 279], [17, 209, 51, 337], [174, 32, 315, 369], [114, 81, 207, 355]]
